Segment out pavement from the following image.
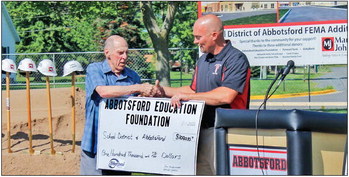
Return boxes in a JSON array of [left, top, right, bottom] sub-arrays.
[[249, 66, 347, 110], [280, 6, 347, 23]]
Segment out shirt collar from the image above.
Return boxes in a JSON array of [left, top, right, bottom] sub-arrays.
[[205, 40, 232, 63], [102, 59, 112, 73], [101, 59, 130, 80]]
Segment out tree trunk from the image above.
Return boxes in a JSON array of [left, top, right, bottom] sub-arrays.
[[140, 2, 178, 87], [153, 38, 171, 86]]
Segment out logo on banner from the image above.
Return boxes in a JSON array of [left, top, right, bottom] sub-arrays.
[[49, 67, 53, 72], [322, 37, 335, 51], [108, 158, 125, 168], [29, 63, 34, 68]]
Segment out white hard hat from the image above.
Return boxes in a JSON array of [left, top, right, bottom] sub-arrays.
[[38, 59, 57, 76], [18, 58, 37, 72], [2, 59, 17, 73], [63, 60, 84, 76]]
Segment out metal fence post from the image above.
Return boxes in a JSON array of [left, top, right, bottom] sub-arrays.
[[52, 54, 56, 88], [180, 49, 183, 87]]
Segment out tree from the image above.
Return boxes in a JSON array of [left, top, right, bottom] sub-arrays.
[[5, 1, 198, 83], [5, 1, 98, 53], [5, 1, 148, 53], [169, 2, 198, 73], [5, 1, 152, 81], [140, 1, 178, 86], [90, 1, 148, 49]]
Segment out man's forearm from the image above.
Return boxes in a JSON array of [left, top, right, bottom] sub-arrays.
[[184, 89, 237, 106], [162, 85, 194, 97], [169, 86, 238, 107], [95, 84, 151, 98]]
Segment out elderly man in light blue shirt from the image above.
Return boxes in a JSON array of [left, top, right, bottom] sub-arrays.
[[80, 35, 157, 175]]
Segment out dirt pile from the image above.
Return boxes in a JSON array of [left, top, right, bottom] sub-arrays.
[[1, 87, 85, 175]]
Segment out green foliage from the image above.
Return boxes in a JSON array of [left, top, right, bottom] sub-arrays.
[[5, 1, 197, 54], [5, 1, 148, 53], [6, 1, 97, 52], [169, 2, 196, 49], [140, 1, 179, 86], [169, 2, 198, 70], [5, 1, 198, 81], [91, 2, 147, 49], [10, 2, 53, 52], [139, 2, 198, 72], [138, 2, 197, 49]]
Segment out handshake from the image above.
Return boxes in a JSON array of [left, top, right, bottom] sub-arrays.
[[138, 80, 164, 97]]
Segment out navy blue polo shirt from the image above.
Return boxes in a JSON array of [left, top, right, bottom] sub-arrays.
[[190, 40, 250, 128]]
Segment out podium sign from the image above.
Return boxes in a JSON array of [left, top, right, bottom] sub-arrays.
[[215, 109, 347, 175], [229, 145, 287, 175], [96, 97, 204, 175]]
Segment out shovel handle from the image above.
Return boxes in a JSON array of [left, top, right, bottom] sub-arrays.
[[71, 72, 76, 152], [26, 72, 34, 154], [6, 72, 12, 153], [46, 76, 55, 155]]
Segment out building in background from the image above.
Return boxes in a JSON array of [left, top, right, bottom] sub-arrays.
[[2, 2, 20, 57], [1, 2, 20, 82], [204, 2, 278, 12], [203, 1, 347, 12]]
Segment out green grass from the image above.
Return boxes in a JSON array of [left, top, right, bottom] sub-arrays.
[[306, 109, 347, 114], [15, 75, 85, 83], [6, 75, 86, 90], [250, 65, 336, 95], [251, 79, 333, 96], [1, 84, 85, 91], [223, 9, 289, 25], [169, 68, 335, 96], [170, 71, 192, 87]]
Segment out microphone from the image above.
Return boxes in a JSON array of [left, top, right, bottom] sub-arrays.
[[263, 68, 283, 110], [279, 60, 295, 82], [262, 60, 294, 110]]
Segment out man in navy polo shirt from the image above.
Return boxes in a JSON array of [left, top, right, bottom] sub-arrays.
[[157, 14, 250, 175]]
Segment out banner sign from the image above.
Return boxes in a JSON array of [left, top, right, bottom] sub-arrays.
[[225, 21, 347, 66], [229, 145, 287, 175], [96, 97, 204, 175], [198, 2, 347, 66]]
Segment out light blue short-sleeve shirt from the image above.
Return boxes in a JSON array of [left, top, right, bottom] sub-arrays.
[[81, 59, 141, 153]]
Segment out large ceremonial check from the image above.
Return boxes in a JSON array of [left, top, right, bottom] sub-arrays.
[[96, 97, 205, 175]]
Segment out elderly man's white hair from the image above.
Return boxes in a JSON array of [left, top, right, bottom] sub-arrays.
[[104, 35, 128, 50]]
